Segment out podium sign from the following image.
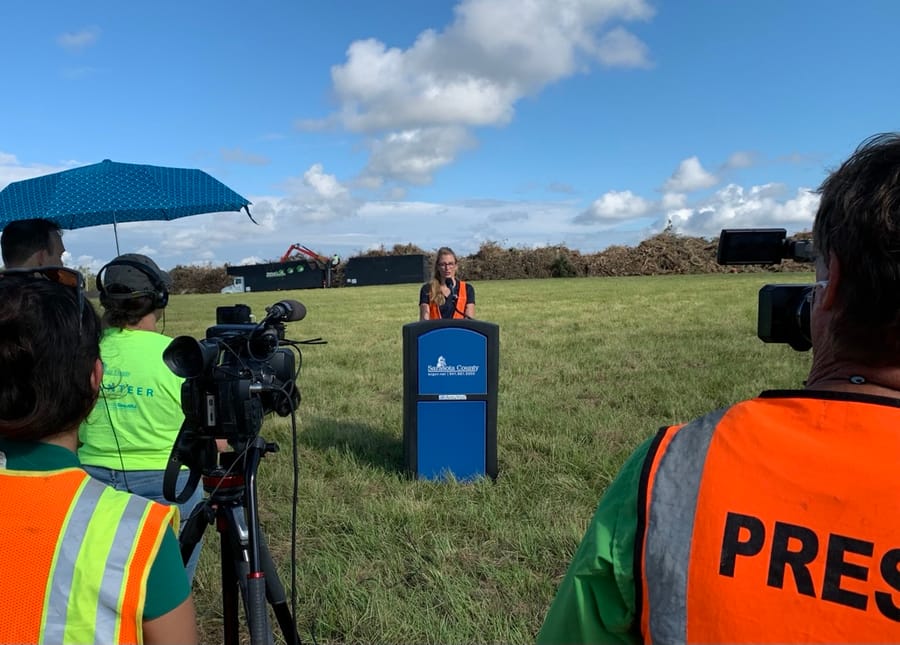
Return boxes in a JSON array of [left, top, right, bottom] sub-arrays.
[[402, 320, 499, 481]]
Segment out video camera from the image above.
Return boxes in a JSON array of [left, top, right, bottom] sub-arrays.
[[716, 228, 817, 351], [162, 300, 306, 502]]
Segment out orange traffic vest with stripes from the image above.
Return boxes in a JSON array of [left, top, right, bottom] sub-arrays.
[[429, 280, 468, 319], [637, 393, 900, 643], [0, 466, 177, 645]]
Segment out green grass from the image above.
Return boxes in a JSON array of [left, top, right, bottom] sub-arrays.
[[155, 272, 814, 643]]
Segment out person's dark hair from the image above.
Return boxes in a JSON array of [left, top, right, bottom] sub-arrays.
[[0, 278, 101, 441], [429, 247, 458, 306], [814, 132, 900, 362], [0, 218, 62, 267], [99, 288, 157, 328]]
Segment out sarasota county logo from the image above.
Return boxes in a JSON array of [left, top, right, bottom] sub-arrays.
[[426, 354, 479, 377]]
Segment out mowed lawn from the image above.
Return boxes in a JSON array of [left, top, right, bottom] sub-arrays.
[[153, 272, 813, 644]]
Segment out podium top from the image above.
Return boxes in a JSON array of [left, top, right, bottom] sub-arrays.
[[403, 319, 499, 332]]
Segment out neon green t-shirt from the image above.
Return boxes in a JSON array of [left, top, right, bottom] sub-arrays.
[[78, 328, 185, 471]]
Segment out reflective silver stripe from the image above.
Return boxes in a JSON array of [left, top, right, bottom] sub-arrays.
[[94, 495, 150, 645], [42, 476, 154, 644], [644, 407, 727, 643], [43, 476, 107, 644]]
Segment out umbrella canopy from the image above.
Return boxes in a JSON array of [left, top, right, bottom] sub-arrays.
[[0, 159, 254, 254]]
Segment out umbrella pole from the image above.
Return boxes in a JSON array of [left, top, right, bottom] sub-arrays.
[[113, 213, 120, 255]]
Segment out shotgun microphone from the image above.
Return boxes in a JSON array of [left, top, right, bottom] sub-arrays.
[[263, 299, 307, 323]]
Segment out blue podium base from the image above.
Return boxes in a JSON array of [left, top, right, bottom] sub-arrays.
[[416, 401, 486, 481]]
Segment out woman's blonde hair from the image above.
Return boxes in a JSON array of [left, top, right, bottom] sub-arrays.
[[428, 247, 458, 306]]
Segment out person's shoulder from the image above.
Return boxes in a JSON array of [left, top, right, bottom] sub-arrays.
[[130, 329, 175, 346]]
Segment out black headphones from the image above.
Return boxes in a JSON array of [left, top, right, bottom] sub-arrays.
[[96, 259, 169, 310]]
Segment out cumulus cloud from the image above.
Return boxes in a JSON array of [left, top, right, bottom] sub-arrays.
[[57, 27, 101, 52], [595, 26, 652, 68], [0, 153, 69, 189], [660, 192, 687, 210], [662, 156, 718, 193], [362, 126, 476, 186], [665, 183, 819, 238], [302, 163, 350, 200], [575, 189, 652, 223], [302, 0, 655, 187], [266, 163, 362, 223]]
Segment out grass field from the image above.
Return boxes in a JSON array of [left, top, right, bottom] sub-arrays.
[[156, 271, 814, 644]]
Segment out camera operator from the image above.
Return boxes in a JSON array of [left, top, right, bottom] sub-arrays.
[[78, 253, 205, 580], [538, 133, 900, 644], [0, 270, 197, 644]]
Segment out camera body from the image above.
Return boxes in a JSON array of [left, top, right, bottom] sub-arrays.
[[164, 302, 302, 477], [717, 228, 816, 351]]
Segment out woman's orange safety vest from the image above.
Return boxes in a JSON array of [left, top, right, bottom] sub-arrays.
[[638, 393, 900, 643], [429, 280, 468, 319], [0, 467, 177, 644]]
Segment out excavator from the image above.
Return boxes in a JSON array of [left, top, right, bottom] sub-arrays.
[[280, 243, 332, 266], [279, 243, 341, 287]]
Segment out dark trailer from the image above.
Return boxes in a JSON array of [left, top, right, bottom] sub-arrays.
[[226, 259, 325, 292], [344, 254, 428, 286]]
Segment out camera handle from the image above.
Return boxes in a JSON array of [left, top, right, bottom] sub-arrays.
[[163, 419, 206, 504]]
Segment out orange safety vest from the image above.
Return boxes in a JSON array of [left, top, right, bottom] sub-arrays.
[[637, 393, 900, 643], [0, 467, 177, 644], [429, 280, 468, 319]]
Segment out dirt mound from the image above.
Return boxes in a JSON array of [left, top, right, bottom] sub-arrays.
[[165, 232, 813, 293]]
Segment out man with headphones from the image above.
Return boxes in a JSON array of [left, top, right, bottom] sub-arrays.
[[78, 253, 205, 582]]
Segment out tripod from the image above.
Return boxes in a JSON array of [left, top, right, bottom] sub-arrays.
[[179, 436, 302, 645]]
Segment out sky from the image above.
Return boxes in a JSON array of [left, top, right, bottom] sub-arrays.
[[2, 0, 900, 272]]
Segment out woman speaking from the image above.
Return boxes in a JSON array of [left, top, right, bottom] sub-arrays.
[[419, 247, 475, 320]]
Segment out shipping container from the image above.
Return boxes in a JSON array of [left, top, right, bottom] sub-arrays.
[[225, 259, 325, 292]]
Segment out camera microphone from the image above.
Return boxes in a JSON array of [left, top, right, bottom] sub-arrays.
[[445, 278, 453, 289], [263, 299, 307, 323]]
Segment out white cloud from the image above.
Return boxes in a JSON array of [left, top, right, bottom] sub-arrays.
[[302, 163, 350, 200], [0, 155, 71, 190], [663, 156, 718, 193], [57, 27, 101, 52], [660, 192, 686, 210], [305, 0, 655, 187], [363, 126, 477, 186], [238, 256, 265, 266], [576, 190, 651, 223], [665, 183, 819, 238], [595, 26, 653, 68]]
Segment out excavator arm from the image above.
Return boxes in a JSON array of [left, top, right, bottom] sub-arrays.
[[280, 243, 330, 265]]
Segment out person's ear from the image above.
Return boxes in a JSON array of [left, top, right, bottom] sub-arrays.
[[90, 359, 103, 393], [820, 254, 841, 310]]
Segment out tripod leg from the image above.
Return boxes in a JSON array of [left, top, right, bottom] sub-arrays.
[[220, 519, 242, 645], [257, 529, 302, 645], [220, 504, 275, 645]]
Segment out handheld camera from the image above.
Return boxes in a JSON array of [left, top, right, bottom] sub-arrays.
[[162, 300, 306, 502], [717, 228, 817, 351]]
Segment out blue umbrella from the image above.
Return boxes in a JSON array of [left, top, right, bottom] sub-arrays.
[[0, 159, 255, 254]]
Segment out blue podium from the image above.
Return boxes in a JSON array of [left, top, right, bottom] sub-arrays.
[[402, 319, 499, 481]]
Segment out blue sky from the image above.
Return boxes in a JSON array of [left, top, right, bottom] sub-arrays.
[[2, 0, 899, 271]]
